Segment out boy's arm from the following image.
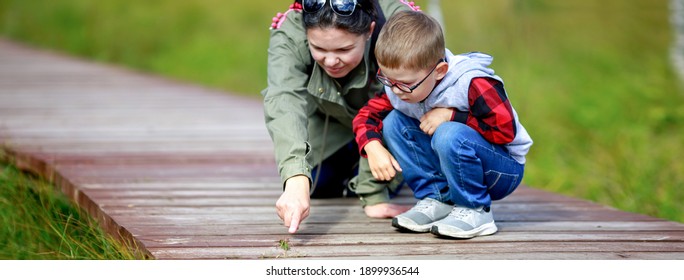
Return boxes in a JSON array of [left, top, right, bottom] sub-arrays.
[[352, 93, 394, 156], [452, 77, 517, 144]]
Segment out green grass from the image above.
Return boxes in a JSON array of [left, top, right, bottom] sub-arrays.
[[0, 160, 139, 259], [0, 0, 682, 233], [0, 0, 279, 95], [438, 0, 684, 222]]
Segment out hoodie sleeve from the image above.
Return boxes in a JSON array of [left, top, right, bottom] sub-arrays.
[[352, 93, 394, 156], [452, 77, 517, 144]]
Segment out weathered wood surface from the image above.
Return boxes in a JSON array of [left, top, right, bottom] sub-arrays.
[[1, 38, 683, 260]]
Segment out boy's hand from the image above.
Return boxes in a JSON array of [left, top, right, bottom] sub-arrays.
[[420, 107, 454, 135], [276, 175, 310, 234], [364, 140, 402, 181]]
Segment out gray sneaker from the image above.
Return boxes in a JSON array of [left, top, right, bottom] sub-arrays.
[[430, 205, 498, 238], [392, 198, 453, 232]]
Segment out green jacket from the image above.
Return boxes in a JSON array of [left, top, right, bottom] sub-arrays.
[[262, 0, 416, 205]]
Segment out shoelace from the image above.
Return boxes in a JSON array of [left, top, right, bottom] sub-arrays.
[[448, 207, 473, 220], [411, 200, 436, 212]]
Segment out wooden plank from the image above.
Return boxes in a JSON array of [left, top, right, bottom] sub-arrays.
[[136, 232, 684, 248], [315, 252, 684, 260], [119, 221, 684, 236], [146, 242, 684, 260], [82, 193, 660, 223], [102, 208, 669, 225]]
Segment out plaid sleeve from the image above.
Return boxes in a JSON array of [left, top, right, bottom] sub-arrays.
[[352, 92, 394, 157], [453, 77, 516, 144]]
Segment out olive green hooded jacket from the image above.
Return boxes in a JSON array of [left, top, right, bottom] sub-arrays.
[[262, 0, 417, 205]]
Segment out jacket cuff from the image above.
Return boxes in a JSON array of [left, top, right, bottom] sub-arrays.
[[279, 163, 312, 190], [452, 110, 469, 124]]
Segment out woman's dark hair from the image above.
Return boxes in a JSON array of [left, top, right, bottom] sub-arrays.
[[298, 0, 377, 35]]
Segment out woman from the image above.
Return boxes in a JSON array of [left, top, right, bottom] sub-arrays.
[[263, 0, 421, 233]]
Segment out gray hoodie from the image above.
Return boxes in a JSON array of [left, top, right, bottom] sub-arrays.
[[385, 49, 533, 164]]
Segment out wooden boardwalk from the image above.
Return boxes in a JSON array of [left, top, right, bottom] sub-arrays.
[[1, 38, 683, 260]]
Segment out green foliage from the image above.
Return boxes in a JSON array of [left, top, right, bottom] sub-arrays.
[[0, 0, 682, 226], [440, 0, 684, 222], [0, 162, 138, 259], [0, 0, 279, 95]]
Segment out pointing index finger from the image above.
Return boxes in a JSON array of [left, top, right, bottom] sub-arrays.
[[288, 211, 301, 234]]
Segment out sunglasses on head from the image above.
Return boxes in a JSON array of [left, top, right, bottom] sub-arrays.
[[302, 0, 360, 16]]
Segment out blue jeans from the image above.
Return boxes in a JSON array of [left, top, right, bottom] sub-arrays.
[[383, 110, 525, 208]]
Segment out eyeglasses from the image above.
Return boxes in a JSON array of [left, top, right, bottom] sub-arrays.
[[302, 0, 359, 17], [376, 60, 444, 93]]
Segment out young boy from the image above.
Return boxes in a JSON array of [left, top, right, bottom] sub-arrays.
[[352, 10, 533, 239]]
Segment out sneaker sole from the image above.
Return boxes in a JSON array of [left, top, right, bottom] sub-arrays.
[[391, 217, 433, 233], [430, 222, 498, 239]]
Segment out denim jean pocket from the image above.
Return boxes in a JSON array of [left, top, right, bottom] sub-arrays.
[[484, 170, 520, 200]]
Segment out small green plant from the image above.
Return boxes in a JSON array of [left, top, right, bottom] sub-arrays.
[[278, 239, 290, 251]]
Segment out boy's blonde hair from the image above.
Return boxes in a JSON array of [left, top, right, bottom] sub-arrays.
[[375, 10, 445, 71]]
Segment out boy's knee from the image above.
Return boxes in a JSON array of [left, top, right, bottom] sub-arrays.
[[382, 111, 408, 137], [432, 122, 471, 150]]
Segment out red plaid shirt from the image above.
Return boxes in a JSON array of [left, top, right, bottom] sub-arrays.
[[352, 77, 517, 156]]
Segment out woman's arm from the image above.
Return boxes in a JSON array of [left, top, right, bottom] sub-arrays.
[[263, 9, 316, 234]]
